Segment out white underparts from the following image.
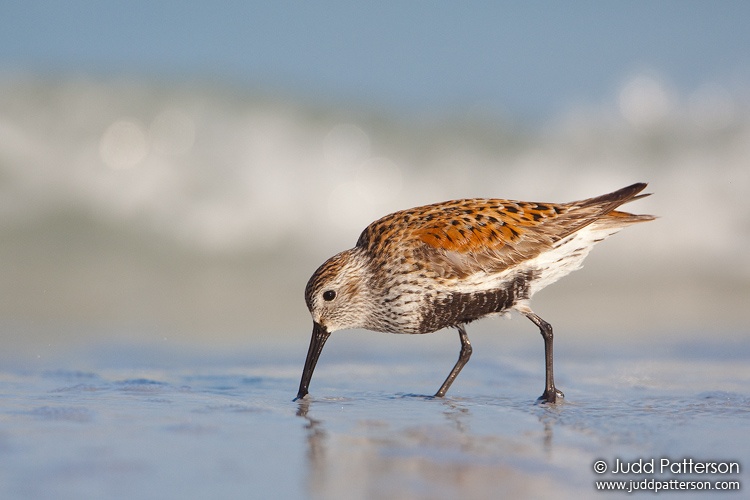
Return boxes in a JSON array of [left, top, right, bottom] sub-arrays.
[[522, 223, 623, 298]]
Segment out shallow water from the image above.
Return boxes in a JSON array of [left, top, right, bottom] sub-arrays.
[[1, 337, 748, 499]]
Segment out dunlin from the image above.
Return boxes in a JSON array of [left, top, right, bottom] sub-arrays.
[[295, 183, 654, 402]]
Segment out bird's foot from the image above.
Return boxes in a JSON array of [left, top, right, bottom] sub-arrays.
[[537, 388, 564, 404]]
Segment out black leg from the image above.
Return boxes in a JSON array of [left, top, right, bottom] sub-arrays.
[[523, 311, 564, 403], [435, 324, 472, 397]]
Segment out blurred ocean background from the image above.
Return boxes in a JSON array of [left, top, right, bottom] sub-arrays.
[[1, 3, 749, 499], [1, 69, 748, 358]]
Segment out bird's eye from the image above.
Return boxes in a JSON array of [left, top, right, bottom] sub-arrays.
[[322, 290, 336, 301]]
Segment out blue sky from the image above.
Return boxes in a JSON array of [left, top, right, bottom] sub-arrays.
[[1, 1, 749, 118]]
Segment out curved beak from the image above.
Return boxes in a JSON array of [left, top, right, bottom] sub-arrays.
[[294, 322, 330, 400]]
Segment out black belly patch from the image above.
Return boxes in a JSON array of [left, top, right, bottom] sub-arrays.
[[418, 273, 532, 333]]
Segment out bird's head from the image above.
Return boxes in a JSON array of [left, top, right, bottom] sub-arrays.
[[304, 248, 372, 333], [296, 248, 370, 400]]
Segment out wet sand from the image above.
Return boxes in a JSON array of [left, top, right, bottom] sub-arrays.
[[1, 335, 748, 499]]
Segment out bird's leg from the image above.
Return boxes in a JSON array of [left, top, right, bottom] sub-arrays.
[[435, 324, 472, 397], [523, 310, 564, 403]]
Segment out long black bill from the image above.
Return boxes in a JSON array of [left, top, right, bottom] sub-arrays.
[[294, 322, 330, 401]]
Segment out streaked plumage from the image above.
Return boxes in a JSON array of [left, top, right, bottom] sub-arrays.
[[296, 182, 654, 402]]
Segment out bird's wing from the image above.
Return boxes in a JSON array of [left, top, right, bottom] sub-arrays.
[[408, 198, 570, 278], [357, 183, 651, 279]]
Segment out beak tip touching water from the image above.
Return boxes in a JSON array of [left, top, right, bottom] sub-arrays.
[[295, 322, 330, 401]]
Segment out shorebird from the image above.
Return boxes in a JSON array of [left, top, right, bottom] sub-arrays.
[[295, 182, 654, 402]]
